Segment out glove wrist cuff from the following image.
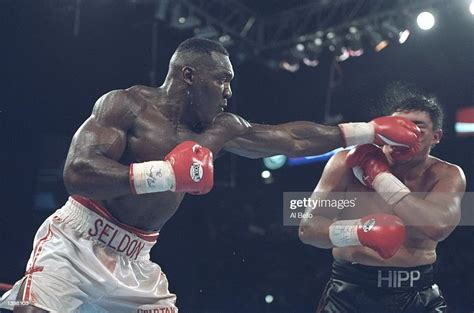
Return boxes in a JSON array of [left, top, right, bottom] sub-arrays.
[[129, 161, 176, 195], [338, 122, 374, 147], [373, 172, 411, 205], [329, 219, 361, 247]]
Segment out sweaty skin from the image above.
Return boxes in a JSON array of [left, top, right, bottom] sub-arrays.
[[299, 111, 466, 267], [63, 53, 343, 232]]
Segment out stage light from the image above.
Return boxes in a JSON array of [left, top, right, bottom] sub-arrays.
[[346, 26, 364, 57], [417, 11, 435, 30], [470, 0, 474, 15], [366, 26, 388, 52], [399, 29, 410, 44], [218, 35, 234, 46], [265, 294, 274, 304], [170, 4, 201, 30], [302, 41, 322, 67], [381, 21, 410, 44], [194, 25, 219, 38], [279, 53, 300, 72], [303, 57, 319, 67], [327, 32, 350, 62], [335, 47, 350, 62]]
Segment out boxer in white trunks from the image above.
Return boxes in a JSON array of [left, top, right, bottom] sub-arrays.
[[0, 37, 421, 313]]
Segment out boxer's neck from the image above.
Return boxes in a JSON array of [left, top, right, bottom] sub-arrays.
[[391, 154, 431, 180], [157, 82, 202, 129]]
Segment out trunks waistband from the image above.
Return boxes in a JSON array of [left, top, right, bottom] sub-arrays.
[[331, 259, 434, 290], [53, 196, 159, 261]]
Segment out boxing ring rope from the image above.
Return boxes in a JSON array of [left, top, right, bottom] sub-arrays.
[[0, 283, 13, 292]]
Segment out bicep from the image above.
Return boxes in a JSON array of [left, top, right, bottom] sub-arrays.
[[424, 166, 466, 224]]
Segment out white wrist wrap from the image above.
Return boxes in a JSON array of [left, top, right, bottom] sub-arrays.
[[373, 172, 411, 205], [339, 122, 374, 147], [329, 219, 361, 247], [130, 161, 176, 194]]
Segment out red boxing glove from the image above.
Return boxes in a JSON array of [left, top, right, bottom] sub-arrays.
[[329, 214, 406, 259], [165, 141, 214, 195], [338, 116, 421, 157], [370, 116, 421, 150], [357, 214, 406, 259], [345, 144, 390, 187]]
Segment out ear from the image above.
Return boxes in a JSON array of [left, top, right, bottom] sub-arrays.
[[182, 66, 195, 85], [432, 129, 443, 145]]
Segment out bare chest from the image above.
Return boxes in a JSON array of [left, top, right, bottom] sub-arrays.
[[120, 108, 240, 164]]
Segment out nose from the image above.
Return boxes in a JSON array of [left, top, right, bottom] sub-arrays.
[[223, 83, 232, 99]]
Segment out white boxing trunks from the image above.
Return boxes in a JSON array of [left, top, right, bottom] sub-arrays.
[[0, 196, 178, 313]]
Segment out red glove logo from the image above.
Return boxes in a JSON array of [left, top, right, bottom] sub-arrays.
[[362, 218, 376, 233], [190, 162, 204, 182]]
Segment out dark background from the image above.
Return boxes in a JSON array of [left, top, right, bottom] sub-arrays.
[[1, 0, 473, 312]]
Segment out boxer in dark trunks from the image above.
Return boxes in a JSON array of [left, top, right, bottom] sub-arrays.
[[299, 96, 466, 312]]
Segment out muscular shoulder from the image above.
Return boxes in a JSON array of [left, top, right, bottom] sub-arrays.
[[316, 150, 352, 191], [92, 89, 146, 128], [212, 112, 252, 135], [429, 157, 466, 182]]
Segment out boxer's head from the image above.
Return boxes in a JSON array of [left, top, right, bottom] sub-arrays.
[[384, 96, 444, 163], [167, 37, 233, 128]]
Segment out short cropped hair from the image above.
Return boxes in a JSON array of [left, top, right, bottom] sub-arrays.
[[175, 37, 229, 57], [387, 96, 444, 131]]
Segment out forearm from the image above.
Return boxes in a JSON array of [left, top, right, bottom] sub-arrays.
[[298, 214, 334, 248], [64, 155, 132, 200], [393, 195, 457, 241], [285, 123, 343, 157]]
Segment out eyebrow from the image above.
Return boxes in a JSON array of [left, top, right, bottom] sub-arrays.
[[413, 120, 428, 126]]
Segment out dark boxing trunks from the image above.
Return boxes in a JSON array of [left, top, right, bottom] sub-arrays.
[[316, 260, 447, 313]]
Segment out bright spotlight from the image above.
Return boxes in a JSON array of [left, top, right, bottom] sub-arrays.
[[265, 294, 274, 304], [417, 12, 435, 30], [399, 29, 410, 44], [261, 170, 271, 179], [470, 1, 474, 15]]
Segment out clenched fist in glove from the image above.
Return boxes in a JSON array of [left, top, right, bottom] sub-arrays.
[[345, 144, 411, 205], [339, 116, 421, 156], [329, 213, 406, 259], [130, 141, 214, 195]]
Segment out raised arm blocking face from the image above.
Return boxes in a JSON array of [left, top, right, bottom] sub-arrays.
[[223, 121, 344, 159]]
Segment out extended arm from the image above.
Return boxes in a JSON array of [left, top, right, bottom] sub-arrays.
[[224, 122, 343, 159], [224, 116, 421, 159]]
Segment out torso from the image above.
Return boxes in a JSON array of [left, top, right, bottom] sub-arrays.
[[333, 155, 449, 267], [96, 86, 249, 231]]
